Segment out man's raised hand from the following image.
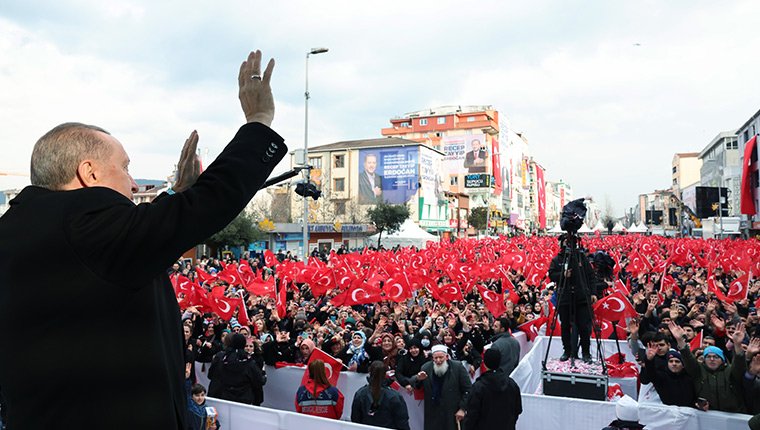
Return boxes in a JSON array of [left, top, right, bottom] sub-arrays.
[[238, 50, 275, 127], [173, 130, 200, 193]]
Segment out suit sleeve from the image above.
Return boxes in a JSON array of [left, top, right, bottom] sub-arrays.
[[67, 122, 287, 289]]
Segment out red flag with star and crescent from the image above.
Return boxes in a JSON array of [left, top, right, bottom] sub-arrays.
[[300, 348, 343, 387], [593, 291, 638, 322]]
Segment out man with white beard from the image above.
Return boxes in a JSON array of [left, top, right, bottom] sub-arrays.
[[413, 344, 472, 430]]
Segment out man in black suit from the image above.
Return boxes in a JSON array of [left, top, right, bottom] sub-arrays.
[[463, 138, 488, 173], [0, 50, 285, 429], [358, 153, 383, 204]]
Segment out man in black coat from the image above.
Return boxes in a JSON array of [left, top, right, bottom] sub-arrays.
[[464, 349, 522, 430], [208, 334, 266, 405], [0, 50, 284, 429]]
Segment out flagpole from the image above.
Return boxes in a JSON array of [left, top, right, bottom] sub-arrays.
[[238, 290, 250, 324]]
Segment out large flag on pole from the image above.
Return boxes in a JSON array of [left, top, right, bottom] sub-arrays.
[[740, 135, 758, 215]]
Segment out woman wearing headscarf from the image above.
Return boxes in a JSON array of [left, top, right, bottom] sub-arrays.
[[295, 359, 344, 419], [351, 361, 410, 430], [395, 338, 429, 393], [295, 338, 316, 365], [338, 331, 380, 373], [380, 333, 400, 372]]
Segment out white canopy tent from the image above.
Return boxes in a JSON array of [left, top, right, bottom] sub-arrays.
[[365, 219, 438, 249], [547, 224, 564, 235], [577, 223, 593, 234], [591, 221, 605, 232], [612, 221, 626, 233], [629, 223, 648, 233]]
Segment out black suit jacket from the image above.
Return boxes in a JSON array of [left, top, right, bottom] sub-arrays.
[[358, 171, 383, 204], [0, 122, 286, 429], [463, 150, 487, 173]]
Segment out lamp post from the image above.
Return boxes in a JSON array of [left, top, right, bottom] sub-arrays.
[[302, 47, 329, 261]]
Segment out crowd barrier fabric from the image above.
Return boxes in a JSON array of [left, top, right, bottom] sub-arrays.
[[198, 333, 752, 430]]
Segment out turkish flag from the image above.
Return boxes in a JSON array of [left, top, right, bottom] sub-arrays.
[[593, 291, 638, 322], [517, 316, 546, 342], [245, 272, 276, 297], [308, 267, 336, 297], [195, 266, 216, 284], [741, 135, 758, 215], [727, 274, 750, 302], [264, 249, 277, 268], [276, 278, 288, 317], [613, 279, 630, 296], [478, 285, 506, 318], [211, 296, 236, 321], [383, 274, 412, 303], [330, 283, 383, 306], [300, 348, 343, 387], [607, 383, 624, 401], [437, 282, 464, 304], [217, 266, 242, 287], [236, 294, 250, 327], [690, 330, 703, 351]]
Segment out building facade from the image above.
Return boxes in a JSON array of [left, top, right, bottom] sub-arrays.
[[698, 131, 740, 217], [737, 109, 760, 233], [671, 152, 702, 198]]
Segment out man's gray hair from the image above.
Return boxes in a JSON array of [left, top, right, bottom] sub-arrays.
[[30, 122, 112, 190]]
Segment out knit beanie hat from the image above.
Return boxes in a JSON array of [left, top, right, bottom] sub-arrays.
[[666, 350, 682, 362], [703, 346, 725, 363]]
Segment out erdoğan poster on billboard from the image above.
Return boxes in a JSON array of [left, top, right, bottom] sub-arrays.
[[441, 134, 488, 175], [357, 148, 418, 205]]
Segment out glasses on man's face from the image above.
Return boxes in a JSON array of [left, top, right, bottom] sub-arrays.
[[705, 354, 721, 360]]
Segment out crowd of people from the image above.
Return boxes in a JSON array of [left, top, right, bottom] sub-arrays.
[[172, 233, 760, 430]]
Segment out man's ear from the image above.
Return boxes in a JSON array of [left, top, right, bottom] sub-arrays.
[[76, 159, 98, 188]]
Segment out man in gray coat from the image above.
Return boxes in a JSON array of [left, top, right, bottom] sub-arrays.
[[413, 344, 471, 430], [489, 317, 521, 375]]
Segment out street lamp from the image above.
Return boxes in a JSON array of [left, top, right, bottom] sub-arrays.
[[302, 47, 329, 261]]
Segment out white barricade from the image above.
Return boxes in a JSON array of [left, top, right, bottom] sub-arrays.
[[201, 333, 752, 430], [512, 336, 753, 430]]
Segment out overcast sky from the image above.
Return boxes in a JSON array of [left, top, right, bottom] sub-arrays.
[[2, 1, 760, 215]]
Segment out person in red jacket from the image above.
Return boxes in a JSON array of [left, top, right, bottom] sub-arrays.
[[295, 360, 344, 419]]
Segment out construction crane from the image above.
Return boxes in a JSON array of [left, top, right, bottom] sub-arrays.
[[664, 190, 702, 229]]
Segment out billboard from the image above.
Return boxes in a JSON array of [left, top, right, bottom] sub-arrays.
[[419, 149, 446, 205], [358, 148, 418, 205], [441, 133, 488, 175], [465, 174, 491, 188]]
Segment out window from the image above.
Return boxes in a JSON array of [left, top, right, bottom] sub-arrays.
[[334, 154, 345, 168], [334, 178, 345, 192], [673, 178, 678, 186], [335, 201, 345, 215], [309, 156, 322, 169], [437, 117, 446, 125], [745, 130, 750, 143], [400, 122, 410, 127], [672, 166, 677, 174], [467, 117, 476, 122], [419, 118, 428, 126], [450, 176, 458, 186]]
